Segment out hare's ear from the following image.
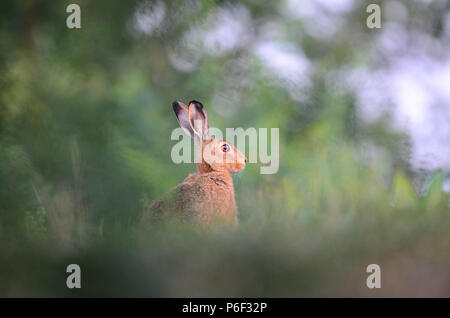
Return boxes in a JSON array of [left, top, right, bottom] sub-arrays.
[[173, 101, 194, 137], [188, 100, 210, 140]]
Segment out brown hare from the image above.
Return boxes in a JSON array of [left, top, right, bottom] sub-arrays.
[[142, 100, 246, 228]]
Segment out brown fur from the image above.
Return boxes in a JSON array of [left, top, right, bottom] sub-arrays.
[[141, 100, 246, 228]]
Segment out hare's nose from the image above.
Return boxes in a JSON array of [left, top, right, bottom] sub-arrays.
[[244, 157, 247, 163]]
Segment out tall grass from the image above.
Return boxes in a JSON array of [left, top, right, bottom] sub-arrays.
[[0, 138, 448, 297]]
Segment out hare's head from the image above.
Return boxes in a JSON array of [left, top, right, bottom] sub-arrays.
[[173, 100, 247, 174]]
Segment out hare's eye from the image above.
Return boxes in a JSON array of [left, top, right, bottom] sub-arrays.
[[221, 144, 230, 152]]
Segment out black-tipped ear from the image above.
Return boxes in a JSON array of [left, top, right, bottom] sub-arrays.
[[188, 100, 209, 140], [188, 100, 203, 109], [172, 100, 194, 137], [172, 100, 182, 115]]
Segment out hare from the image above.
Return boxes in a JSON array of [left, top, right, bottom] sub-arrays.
[[142, 100, 246, 228]]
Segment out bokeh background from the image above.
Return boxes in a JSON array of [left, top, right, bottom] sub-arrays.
[[0, 0, 449, 297]]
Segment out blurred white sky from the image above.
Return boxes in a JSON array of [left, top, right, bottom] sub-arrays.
[[132, 0, 450, 175]]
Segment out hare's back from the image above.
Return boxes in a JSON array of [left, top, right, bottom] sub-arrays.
[[144, 172, 236, 226]]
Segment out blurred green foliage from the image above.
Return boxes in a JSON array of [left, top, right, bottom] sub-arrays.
[[0, 0, 448, 297]]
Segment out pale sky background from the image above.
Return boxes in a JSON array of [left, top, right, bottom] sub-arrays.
[[132, 0, 450, 185]]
